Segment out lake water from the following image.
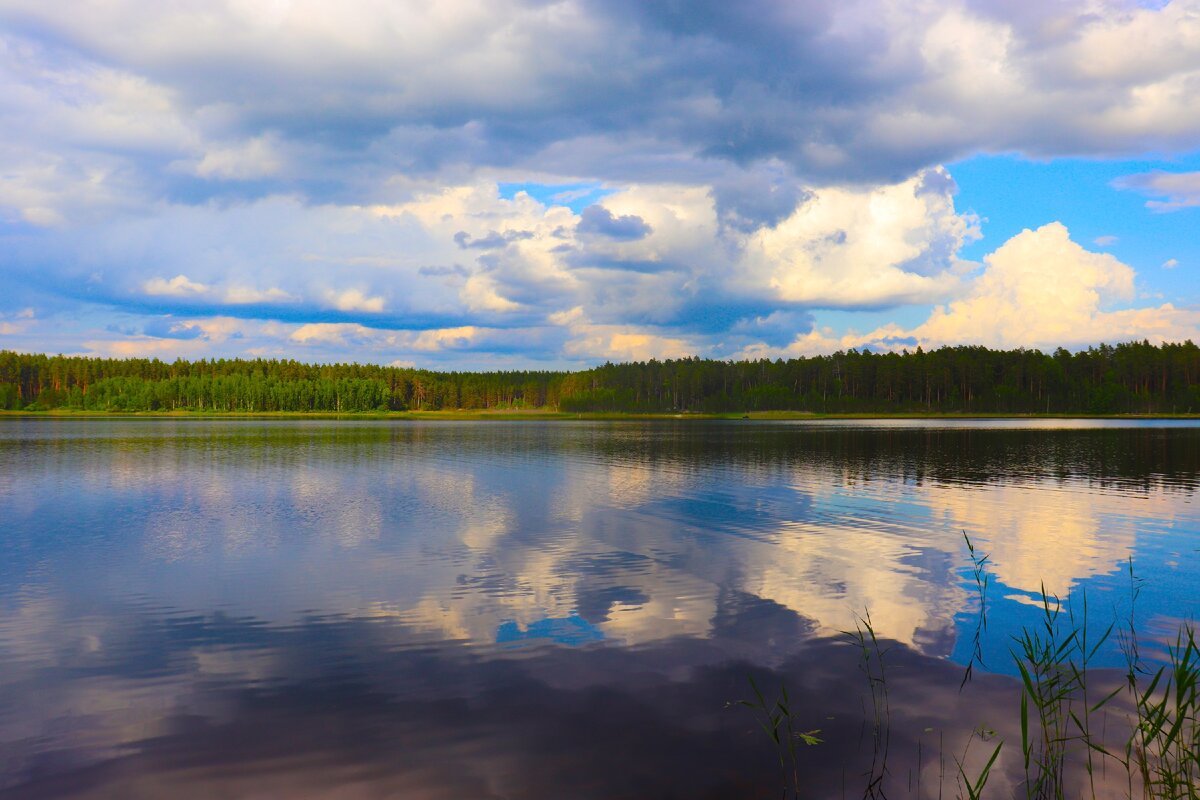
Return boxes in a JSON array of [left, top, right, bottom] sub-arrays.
[[1, 418, 1198, 798]]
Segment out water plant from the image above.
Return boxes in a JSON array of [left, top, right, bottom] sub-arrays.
[[1119, 559, 1200, 800], [1009, 585, 1111, 799], [739, 539, 1200, 800], [844, 610, 892, 798], [1007, 561, 1199, 800], [737, 675, 823, 799], [960, 533, 992, 689]]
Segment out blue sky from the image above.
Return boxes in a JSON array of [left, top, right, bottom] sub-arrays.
[[1, 1, 1200, 368], [951, 152, 1199, 285]]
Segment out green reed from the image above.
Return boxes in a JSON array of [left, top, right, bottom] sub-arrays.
[[1010, 585, 1112, 800], [960, 534, 992, 690], [739, 536, 1199, 800], [1119, 558, 1200, 800], [1007, 560, 1198, 800], [737, 675, 823, 799], [844, 610, 893, 799]]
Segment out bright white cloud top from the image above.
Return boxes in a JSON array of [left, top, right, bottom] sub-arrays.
[[1, 0, 1200, 365]]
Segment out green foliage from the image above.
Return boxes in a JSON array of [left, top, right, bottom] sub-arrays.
[[961, 533, 992, 689], [2, 339, 1199, 414], [0, 351, 564, 413], [740, 544, 1199, 800], [737, 676, 822, 799]]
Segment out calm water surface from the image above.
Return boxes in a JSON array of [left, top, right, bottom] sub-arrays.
[[1, 418, 1198, 798]]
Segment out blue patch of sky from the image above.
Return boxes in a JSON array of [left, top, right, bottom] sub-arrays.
[[948, 518, 1200, 675], [496, 613, 605, 647], [947, 152, 1200, 307], [497, 181, 615, 213], [817, 307, 933, 335]]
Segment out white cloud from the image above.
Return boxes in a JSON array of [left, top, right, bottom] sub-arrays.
[[562, 327, 694, 363], [0, 307, 37, 336], [223, 285, 297, 304], [325, 288, 385, 313], [910, 222, 1138, 348], [143, 275, 297, 305], [1, 2, 1199, 366], [143, 274, 209, 296], [409, 326, 479, 352], [289, 322, 374, 346], [82, 336, 211, 358], [15, 167, 1195, 367], [1093, 235, 1118, 246], [1162, 258, 1180, 269], [742, 168, 979, 308], [192, 135, 285, 180], [285, 322, 489, 354], [763, 223, 1200, 356], [460, 275, 523, 312], [1114, 170, 1200, 211], [170, 316, 245, 343]]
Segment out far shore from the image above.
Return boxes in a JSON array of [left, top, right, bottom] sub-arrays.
[[3, 409, 1199, 421]]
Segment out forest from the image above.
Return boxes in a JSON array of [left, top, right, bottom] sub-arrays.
[[1, 340, 1199, 414]]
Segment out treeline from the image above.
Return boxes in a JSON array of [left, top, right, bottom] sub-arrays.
[[0, 353, 559, 413], [1, 340, 1199, 414]]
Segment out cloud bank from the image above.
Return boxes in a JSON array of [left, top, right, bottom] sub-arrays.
[[2, 1, 1200, 364]]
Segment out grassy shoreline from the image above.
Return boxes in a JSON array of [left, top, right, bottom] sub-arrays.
[[3, 409, 1199, 421]]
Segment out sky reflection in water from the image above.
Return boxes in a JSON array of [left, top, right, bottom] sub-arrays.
[[0, 418, 1197, 797]]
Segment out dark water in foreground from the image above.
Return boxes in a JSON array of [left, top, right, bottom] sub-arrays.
[[0, 418, 1198, 798]]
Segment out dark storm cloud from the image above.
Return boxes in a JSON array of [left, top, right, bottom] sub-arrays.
[[8, 0, 1199, 211], [574, 206, 652, 241], [710, 166, 813, 232]]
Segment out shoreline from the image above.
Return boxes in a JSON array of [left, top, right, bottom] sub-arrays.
[[3, 409, 1199, 421]]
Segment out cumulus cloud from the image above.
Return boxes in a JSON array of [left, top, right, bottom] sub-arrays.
[[11, 166, 1185, 366], [562, 327, 694, 363], [739, 168, 979, 308], [1163, 258, 1180, 269], [906, 223, 1138, 348], [710, 161, 811, 233], [410, 326, 480, 352], [762, 223, 1200, 357], [2, 1, 1200, 364], [289, 323, 374, 346], [325, 288, 386, 313]]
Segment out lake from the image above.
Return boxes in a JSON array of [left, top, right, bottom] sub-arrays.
[[1, 418, 1198, 798]]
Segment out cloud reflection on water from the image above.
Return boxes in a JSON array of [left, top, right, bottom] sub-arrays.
[[0, 419, 1197, 795]]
